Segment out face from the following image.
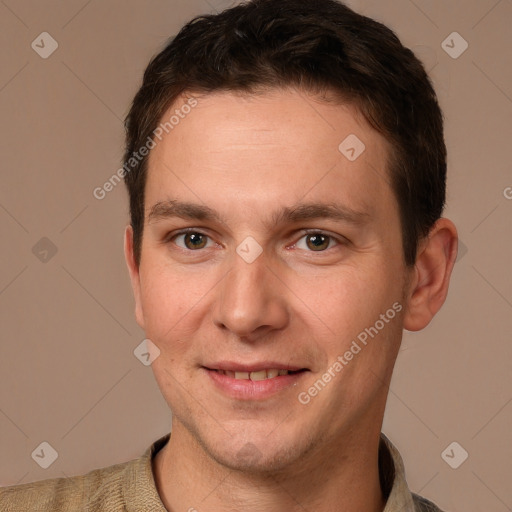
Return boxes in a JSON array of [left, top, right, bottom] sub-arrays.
[[126, 88, 412, 473]]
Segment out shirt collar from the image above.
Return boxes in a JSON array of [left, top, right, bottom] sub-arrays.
[[380, 432, 417, 512], [123, 434, 169, 511]]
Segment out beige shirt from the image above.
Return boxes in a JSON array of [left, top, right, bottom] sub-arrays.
[[0, 433, 444, 511]]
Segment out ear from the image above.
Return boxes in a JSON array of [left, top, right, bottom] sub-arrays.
[[124, 225, 145, 329], [403, 218, 458, 331]]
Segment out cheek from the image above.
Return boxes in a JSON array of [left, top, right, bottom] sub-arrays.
[[298, 268, 404, 408], [138, 260, 205, 345], [293, 263, 401, 343]]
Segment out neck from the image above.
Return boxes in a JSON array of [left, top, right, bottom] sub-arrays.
[[153, 421, 386, 512]]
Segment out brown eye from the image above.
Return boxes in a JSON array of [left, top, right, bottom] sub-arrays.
[[172, 232, 211, 250], [184, 232, 207, 249], [305, 233, 331, 251]]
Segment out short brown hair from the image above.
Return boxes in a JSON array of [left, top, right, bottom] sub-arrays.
[[123, 0, 446, 267]]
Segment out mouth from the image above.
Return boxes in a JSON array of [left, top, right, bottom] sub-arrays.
[[214, 368, 305, 380], [203, 363, 309, 400]]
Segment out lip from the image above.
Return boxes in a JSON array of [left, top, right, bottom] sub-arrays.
[[203, 362, 309, 401]]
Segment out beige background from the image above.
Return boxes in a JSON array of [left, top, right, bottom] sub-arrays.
[[1, 0, 511, 510]]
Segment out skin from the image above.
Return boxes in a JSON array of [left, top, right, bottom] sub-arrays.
[[124, 88, 458, 512]]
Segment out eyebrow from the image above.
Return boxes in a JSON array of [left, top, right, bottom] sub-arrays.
[[147, 199, 370, 228]]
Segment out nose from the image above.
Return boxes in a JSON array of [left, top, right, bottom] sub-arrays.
[[212, 249, 289, 341]]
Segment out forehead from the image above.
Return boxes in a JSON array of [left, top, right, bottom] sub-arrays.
[[145, 88, 396, 224]]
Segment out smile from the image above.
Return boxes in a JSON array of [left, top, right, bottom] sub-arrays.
[[215, 369, 300, 380], [204, 365, 309, 400]]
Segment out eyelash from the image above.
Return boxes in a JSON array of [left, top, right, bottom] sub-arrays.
[[165, 228, 345, 253]]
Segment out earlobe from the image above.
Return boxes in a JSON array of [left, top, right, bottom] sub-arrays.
[[403, 218, 458, 332], [124, 225, 145, 329]]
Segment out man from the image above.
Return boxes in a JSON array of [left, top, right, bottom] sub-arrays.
[[0, 0, 458, 510]]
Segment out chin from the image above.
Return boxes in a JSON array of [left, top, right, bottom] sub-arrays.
[[211, 444, 297, 474], [173, 402, 322, 474], [198, 427, 319, 475]]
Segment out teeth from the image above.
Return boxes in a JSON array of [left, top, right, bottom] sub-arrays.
[[220, 369, 290, 380], [250, 370, 267, 381]]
